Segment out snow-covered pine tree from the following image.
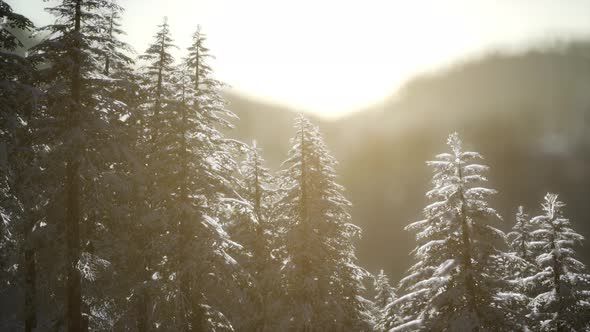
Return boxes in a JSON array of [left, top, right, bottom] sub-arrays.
[[508, 206, 534, 263], [136, 24, 243, 330], [173, 26, 246, 331], [28, 0, 135, 329], [95, 0, 133, 76], [0, 0, 35, 280], [0, 0, 35, 244], [389, 133, 526, 332], [0, 4, 40, 331], [506, 206, 540, 302], [240, 141, 276, 231], [131, 16, 179, 331], [276, 114, 371, 331], [0, 1, 34, 51], [83, 2, 145, 329], [226, 141, 282, 331], [138, 16, 176, 140], [529, 193, 590, 331], [30, 1, 87, 330], [374, 270, 396, 309], [373, 269, 397, 331]]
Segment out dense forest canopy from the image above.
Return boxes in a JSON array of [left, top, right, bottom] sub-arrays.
[[1, 1, 590, 331]]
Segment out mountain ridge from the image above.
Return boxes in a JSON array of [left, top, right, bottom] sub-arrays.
[[225, 40, 590, 279]]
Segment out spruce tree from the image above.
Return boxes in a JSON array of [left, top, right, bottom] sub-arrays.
[[175, 26, 245, 331], [227, 141, 281, 331], [133, 16, 178, 331], [373, 269, 397, 331], [508, 206, 534, 264], [389, 133, 526, 331], [0, 3, 38, 331], [0, 1, 34, 51], [86, 2, 140, 329], [95, 0, 133, 76], [529, 193, 590, 331], [137, 23, 243, 330], [29, 0, 135, 329], [31, 1, 86, 329], [506, 206, 539, 303], [276, 115, 371, 331]]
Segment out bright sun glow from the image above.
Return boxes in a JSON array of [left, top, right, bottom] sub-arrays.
[[11, 0, 590, 118]]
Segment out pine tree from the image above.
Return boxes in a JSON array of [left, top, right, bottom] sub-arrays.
[[276, 115, 371, 331], [227, 141, 281, 331], [508, 206, 534, 263], [0, 0, 35, 281], [132, 16, 178, 331], [390, 133, 526, 332], [32, 2, 87, 329], [174, 27, 245, 331], [0, 1, 34, 51], [85, 2, 141, 329], [28, 0, 135, 329], [0, 3, 38, 331], [529, 193, 590, 331], [506, 206, 539, 302], [139, 16, 177, 123], [136, 23, 244, 330], [373, 269, 397, 331], [95, 0, 133, 76]]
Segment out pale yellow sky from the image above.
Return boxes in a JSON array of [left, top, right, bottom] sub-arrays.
[[9, 0, 590, 118]]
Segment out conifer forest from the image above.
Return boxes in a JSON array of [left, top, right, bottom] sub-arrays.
[[1, 1, 590, 331]]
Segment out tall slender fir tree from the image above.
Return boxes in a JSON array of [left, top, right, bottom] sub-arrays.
[[276, 115, 372, 331], [529, 193, 590, 331]]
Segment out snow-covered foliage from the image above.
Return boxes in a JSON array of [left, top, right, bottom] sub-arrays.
[[388, 133, 526, 331], [275, 115, 373, 331], [20, 0, 138, 329], [374, 270, 397, 312], [2, 1, 590, 331], [508, 206, 535, 263], [0, 1, 36, 296], [505, 206, 539, 299], [373, 269, 397, 331], [528, 193, 590, 331], [132, 22, 245, 331], [224, 141, 283, 331]]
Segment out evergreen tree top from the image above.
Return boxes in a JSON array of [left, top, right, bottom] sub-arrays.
[[0, 1, 34, 51], [139, 17, 176, 71]]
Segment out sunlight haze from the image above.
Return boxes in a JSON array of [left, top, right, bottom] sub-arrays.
[[4, 1, 590, 329], [9, 0, 590, 118]]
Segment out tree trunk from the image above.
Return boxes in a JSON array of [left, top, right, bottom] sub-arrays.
[[66, 0, 83, 331], [549, 215, 562, 328], [457, 161, 480, 326], [298, 123, 314, 331], [104, 14, 113, 76], [24, 244, 36, 332], [179, 86, 190, 331], [135, 34, 168, 330], [66, 158, 82, 332], [17, 104, 37, 332], [178, 85, 204, 332], [252, 147, 266, 332]]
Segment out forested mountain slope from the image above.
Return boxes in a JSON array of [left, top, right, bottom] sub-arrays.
[[227, 41, 590, 279]]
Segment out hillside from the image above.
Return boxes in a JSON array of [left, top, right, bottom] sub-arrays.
[[226, 41, 590, 280]]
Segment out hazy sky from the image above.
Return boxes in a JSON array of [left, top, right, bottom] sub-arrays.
[[8, 0, 590, 118]]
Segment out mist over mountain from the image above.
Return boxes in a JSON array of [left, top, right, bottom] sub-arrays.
[[226, 40, 590, 280]]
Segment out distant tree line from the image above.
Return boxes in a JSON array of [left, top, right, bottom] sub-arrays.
[[1, 1, 589, 332]]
